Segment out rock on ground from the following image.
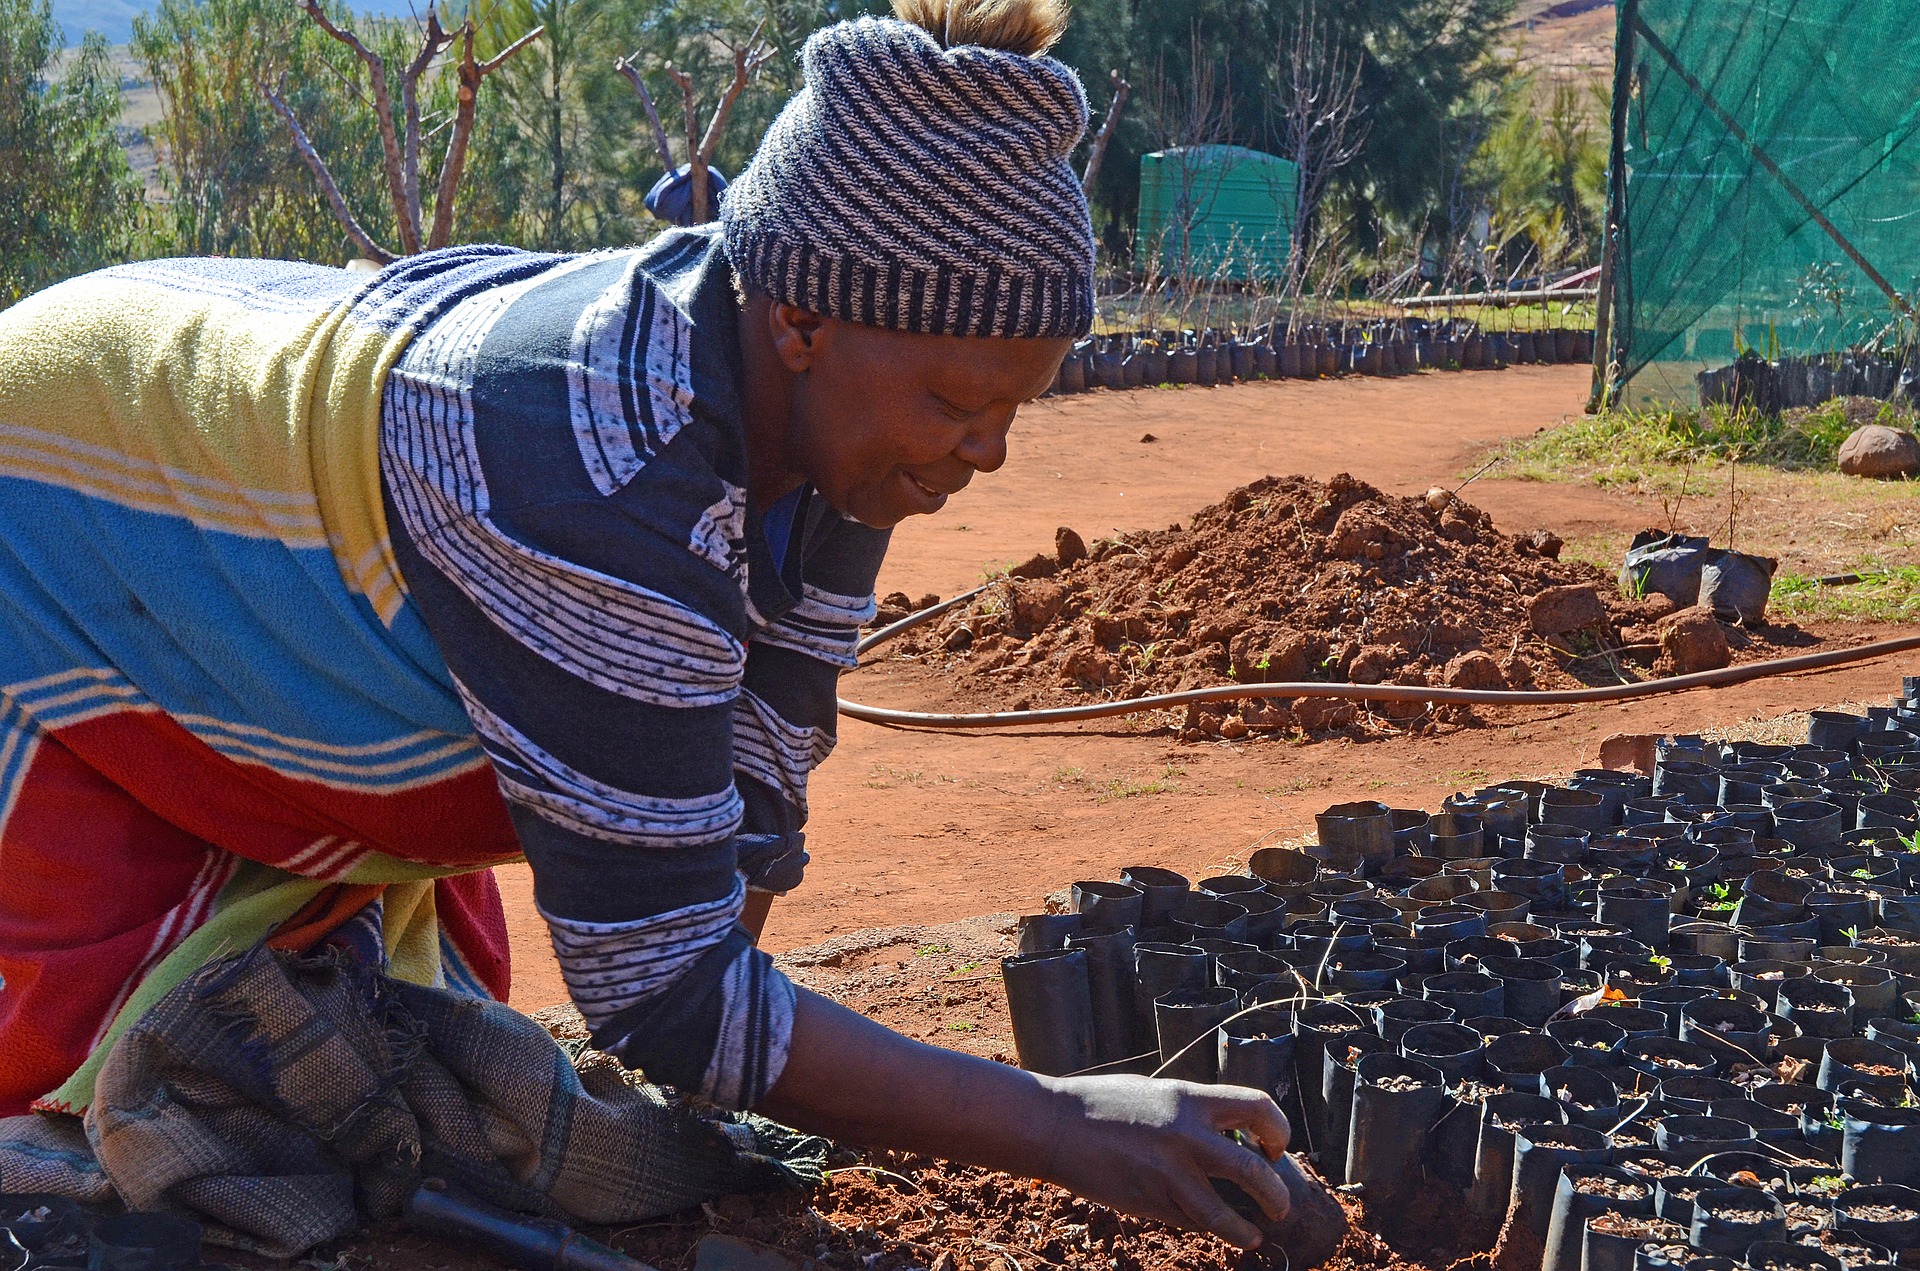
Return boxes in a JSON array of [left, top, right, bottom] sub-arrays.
[[1528, 583, 1609, 636], [1444, 650, 1508, 690], [1837, 424, 1920, 478], [1656, 607, 1731, 674]]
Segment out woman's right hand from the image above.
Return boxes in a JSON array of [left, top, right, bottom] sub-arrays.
[[760, 987, 1298, 1250], [1029, 1073, 1293, 1249]]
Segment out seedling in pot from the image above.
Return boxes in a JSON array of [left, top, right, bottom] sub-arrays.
[[1803, 1174, 1848, 1198]]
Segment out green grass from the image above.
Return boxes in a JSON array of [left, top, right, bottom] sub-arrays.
[[1773, 565, 1920, 622], [1488, 399, 1920, 625], [1495, 398, 1907, 479]]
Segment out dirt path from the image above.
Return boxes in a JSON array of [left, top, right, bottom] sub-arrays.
[[498, 366, 1895, 1009]]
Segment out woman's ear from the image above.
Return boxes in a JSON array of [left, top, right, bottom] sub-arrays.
[[768, 302, 830, 373]]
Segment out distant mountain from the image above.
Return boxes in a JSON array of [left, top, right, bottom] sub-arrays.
[[52, 0, 425, 46]]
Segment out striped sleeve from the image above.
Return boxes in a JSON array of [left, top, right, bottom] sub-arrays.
[[732, 501, 890, 894], [377, 230, 858, 1109]]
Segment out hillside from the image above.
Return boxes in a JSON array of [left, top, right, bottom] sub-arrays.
[[1508, 0, 1614, 81], [52, 0, 425, 46]]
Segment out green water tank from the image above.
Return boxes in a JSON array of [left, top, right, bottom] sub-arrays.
[[1136, 145, 1297, 282]]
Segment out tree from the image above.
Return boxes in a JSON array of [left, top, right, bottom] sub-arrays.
[[268, 0, 543, 260], [135, 0, 380, 260], [1080, 68, 1130, 193], [1268, 0, 1367, 284], [0, 0, 143, 306], [1479, 73, 1608, 274]]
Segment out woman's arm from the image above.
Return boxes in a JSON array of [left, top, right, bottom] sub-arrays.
[[756, 985, 1294, 1250]]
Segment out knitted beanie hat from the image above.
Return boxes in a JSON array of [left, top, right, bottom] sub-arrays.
[[720, 1, 1095, 340]]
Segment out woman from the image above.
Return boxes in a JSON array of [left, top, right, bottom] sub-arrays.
[[0, 0, 1292, 1247]]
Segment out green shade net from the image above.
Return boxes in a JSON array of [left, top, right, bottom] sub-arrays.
[[1614, 0, 1920, 406]]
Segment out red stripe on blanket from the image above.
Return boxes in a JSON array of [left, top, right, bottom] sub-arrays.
[[0, 711, 517, 1117], [57, 709, 521, 872]]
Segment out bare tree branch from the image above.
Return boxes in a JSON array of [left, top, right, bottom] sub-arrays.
[[664, 63, 695, 164], [480, 21, 544, 74], [427, 19, 542, 249], [1081, 68, 1130, 192], [686, 20, 773, 223], [1144, 26, 1234, 300], [299, 0, 415, 252], [399, 7, 455, 243], [636, 21, 774, 225], [264, 79, 397, 263], [615, 52, 676, 172], [1269, 0, 1370, 291]]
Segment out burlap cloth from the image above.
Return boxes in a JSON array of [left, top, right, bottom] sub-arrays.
[[0, 946, 824, 1256]]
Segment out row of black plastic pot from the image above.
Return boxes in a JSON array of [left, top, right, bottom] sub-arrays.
[[997, 682, 1920, 1266], [1047, 325, 1597, 393], [1004, 923, 1920, 1266], [1696, 353, 1919, 415]]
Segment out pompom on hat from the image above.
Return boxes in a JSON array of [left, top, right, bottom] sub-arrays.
[[720, 0, 1096, 340]]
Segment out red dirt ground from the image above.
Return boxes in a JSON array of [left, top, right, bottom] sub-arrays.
[[499, 366, 1908, 1011], [251, 364, 1917, 1271]]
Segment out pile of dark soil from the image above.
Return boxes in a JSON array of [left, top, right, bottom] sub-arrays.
[[880, 474, 1708, 739]]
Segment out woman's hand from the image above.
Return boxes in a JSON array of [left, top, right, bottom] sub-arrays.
[[759, 987, 1294, 1250], [1030, 1073, 1292, 1249]]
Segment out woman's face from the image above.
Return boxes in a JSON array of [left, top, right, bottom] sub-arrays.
[[769, 305, 1071, 529]]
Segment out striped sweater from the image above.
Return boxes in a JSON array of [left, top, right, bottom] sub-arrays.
[[379, 226, 890, 1107]]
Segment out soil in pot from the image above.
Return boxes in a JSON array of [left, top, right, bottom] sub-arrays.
[[1841, 1101, 1920, 1187], [1624, 1037, 1721, 1081], [1741, 1241, 1842, 1271], [1586, 1211, 1686, 1271], [1473, 1092, 1566, 1229], [1653, 1114, 1754, 1156], [1543, 1063, 1624, 1129], [1655, 1174, 1719, 1225], [1153, 984, 1238, 1082], [1401, 1020, 1485, 1085], [1347, 1052, 1448, 1228], [1321, 1033, 1392, 1182], [1510, 1123, 1611, 1243], [1547, 1015, 1630, 1067], [1687, 1186, 1786, 1256], [1817, 1037, 1911, 1103], [1778, 976, 1857, 1039], [1833, 1181, 1920, 1249], [1292, 1000, 1368, 1138], [1542, 1166, 1654, 1271], [1486, 1030, 1571, 1085], [1219, 1011, 1299, 1112]]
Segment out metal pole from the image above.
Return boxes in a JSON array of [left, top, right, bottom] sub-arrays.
[[1589, 0, 1638, 412]]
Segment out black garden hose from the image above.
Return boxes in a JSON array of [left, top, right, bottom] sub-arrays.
[[841, 590, 1920, 729]]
